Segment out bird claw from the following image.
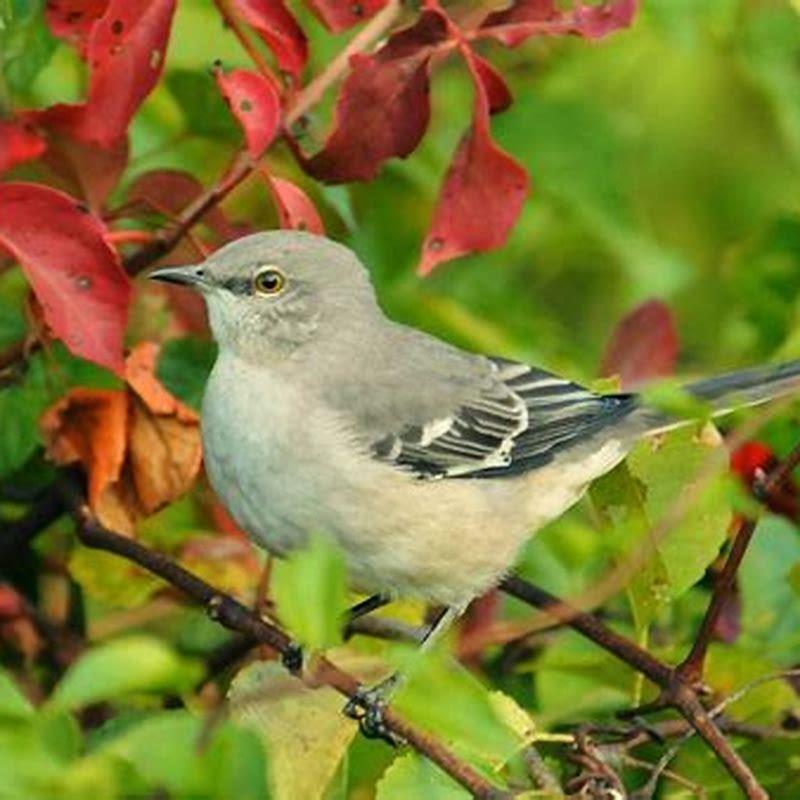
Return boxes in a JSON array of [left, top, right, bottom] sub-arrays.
[[344, 685, 405, 747]]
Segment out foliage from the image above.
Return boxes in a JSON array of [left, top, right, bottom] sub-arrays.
[[1, 0, 800, 798]]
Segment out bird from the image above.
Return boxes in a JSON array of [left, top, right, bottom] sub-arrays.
[[149, 230, 800, 715]]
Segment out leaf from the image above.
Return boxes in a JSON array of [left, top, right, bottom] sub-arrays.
[[41, 342, 202, 534], [0, 354, 53, 479], [303, 0, 388, 34], [231, 0, 308, 81], [376, 752, 469, 800], [45, 0, 109, 55], [0, 118, 46, 174], [418, 48, 529, 274], [0, 670, 34, 719], [47, 636, 202, 712], [42, 131, 129, 212], [35, 0, 177, 146], [99, 710, 270, 800], [166, 69, 240, 140], [392, 646, 527, 769], [1, 0, 58, 94], [303, 9, 449, 183], [266, 175, 325, 235], [271, 533, 348, 651], [600, 299, 679, 389], [229, 661, 356, 800], [478, 0, 638, 48], [590, 462, 670, 629], [626, 425, 732, 600], [0, 183, 131, 373], [156, 337, 217, 411], [739, 515, 800, 662], [214, 67, 282, 159], [40, 387, 129, 511], [127, 168, 244, 242]]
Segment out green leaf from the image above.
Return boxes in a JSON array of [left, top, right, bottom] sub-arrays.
[[627, 426, 732, 600], [392, 646, 526, 770], [157, 337, 217, 411], [0, 0, 57, 97], [590, 461, 670, 629], [272, 533, 348, 651], [100, 710, 269, 800], [739, 514, 800, 662], [68, 548, 163, 609], [166, 69, 240, 140], [0, 669, 33, 719], [0, 354, 51, 479], [230, 661, 357, 800], [47, 636, 202, 712], [376, 753, 469, 800]]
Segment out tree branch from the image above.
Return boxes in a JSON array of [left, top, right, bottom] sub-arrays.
[[56, 475, 509, 800]]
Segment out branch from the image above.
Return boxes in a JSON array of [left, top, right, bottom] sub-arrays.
[[56, 475, 509, 800], [677, 436, 800, 683], [0, 485, 64, 562], [500, 575, 767, 800]]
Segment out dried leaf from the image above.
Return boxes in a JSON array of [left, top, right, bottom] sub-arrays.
[[215, 67, 282, 159], [0, 183, 131, 373], [418, 49, 529, 274], [600, 299, 679, 389], [41, 343, 202, 534], [266, 175, 325, 235], [40, 388, 128, 510], [231, 0, 308, 80], [0, 119, 46, 174], [303, 0, 388, 33], [303, 9, 449, 183]]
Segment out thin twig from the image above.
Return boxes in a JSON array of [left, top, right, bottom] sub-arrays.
[[284, 0, 404, 128]]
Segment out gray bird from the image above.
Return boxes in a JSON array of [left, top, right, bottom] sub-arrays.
[[149, 231, 800, 647]]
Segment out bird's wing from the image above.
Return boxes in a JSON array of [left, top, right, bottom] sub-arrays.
[[370, 357, 636, 479]]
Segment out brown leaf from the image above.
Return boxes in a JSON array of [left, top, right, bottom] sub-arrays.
[[41, 343, 201, 534], [40, 388, 128, 508]]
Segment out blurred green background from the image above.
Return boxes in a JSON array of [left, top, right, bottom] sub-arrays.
[[2, 0, 800, 797]]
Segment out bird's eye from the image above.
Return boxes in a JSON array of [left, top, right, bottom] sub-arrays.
[[253, 267, 285, 296]]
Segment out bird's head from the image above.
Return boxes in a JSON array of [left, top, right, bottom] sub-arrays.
[[148, 231, 378, 362]]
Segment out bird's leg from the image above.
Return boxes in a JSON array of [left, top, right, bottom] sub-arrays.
[[343, 606, 459, 745], [346, 593, 391, 623]]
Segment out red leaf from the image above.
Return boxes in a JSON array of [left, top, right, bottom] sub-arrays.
[[36, 0, 176, 146], [45, 0, 109, 55], [599, 300, 679, 389], [303, 9, 450, 183], [418, 49, 529, 274], [214, 68, 282, 159], [266, 175, 325, 234], [303, 0, 388, 33], [0, 119, 46, 174], [128, 169, 247, 242], [43, 132, 129, 211], [231, 0, 308, 80], [469, 53, 513, 114], [0, 183, 131, 373], [479, 0, 638, 47]]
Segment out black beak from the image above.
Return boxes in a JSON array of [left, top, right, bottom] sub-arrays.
[[147, 264, 207, 288]]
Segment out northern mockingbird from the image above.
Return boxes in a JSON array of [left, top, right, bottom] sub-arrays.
[[150, 230, 800, 711]]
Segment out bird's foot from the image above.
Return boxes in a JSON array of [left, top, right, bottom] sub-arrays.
[[343, 674, 405, 747]]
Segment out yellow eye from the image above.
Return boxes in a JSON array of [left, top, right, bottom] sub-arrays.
[[253, 267, 285, 295]]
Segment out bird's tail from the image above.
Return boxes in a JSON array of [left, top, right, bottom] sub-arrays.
[[635, 360, 800, 435]]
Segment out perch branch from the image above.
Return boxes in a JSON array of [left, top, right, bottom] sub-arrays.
[[56, 475, 509, 800]]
